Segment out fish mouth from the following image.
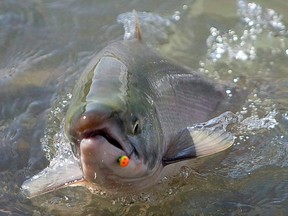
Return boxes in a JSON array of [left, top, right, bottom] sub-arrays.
[[68, 106, 135, 157], [82, 129, 123, 151], [77, 126, 138, 185], [78, 126, 134, 157]]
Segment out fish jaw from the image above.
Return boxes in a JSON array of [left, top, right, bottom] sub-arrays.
[[79, 136, 158, 190]]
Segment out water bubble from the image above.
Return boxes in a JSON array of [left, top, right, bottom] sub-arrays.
[[233, 77, 239, 83], [199, 61, 205, 67], [172, 11, 181, 21], [226, 89, 232, 97], [207, 1, 288, 62], [240, 110, 248, 115], [235, 50, 248, 61]]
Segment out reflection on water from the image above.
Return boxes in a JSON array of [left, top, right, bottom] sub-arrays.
[[0, 0, 288, 215]]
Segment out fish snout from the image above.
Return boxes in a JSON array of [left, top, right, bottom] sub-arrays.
[[66, 103, 137, 183], [69, 103, 114, 140], [66, 103, 128, 158]]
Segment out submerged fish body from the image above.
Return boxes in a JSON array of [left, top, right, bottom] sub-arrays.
[[22, 16, 238, 197]]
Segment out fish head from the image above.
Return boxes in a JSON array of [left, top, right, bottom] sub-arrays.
[[65, 55, 163, 191]]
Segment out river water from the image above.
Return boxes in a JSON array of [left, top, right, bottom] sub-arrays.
[[0, 0, 288, 215]]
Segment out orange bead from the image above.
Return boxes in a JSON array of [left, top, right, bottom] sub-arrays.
[[118, 155, 129, 167]]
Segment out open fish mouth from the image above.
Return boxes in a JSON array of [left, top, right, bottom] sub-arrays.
[[75, 123, 137, 162], [68, 105, 135, 159], [80, 128, 126, 153], [71, 114, 144, 183]]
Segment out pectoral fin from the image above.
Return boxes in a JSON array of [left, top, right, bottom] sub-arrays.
[[21, 153, 85, 198], [162, 111, 238, 165]]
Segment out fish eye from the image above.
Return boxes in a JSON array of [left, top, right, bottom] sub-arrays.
[[133, 121, 139, 134], [131, 115, 140, 134]]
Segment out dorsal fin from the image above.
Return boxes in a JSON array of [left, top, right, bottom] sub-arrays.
[[133, 10, 142, 41]]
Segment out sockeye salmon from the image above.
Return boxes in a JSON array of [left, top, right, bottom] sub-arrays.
[[21, 11, 239, 198]]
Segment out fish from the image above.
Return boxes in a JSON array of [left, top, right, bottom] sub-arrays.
[[21, 11, 239, 198]]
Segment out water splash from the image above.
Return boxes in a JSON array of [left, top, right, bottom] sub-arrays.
[[207, 0, 288, 62], [240, 110, 278, 131], [207, 27, 257, 61], [41, 92, 72, 161], [237, 0, 287, 35], [117, 11, 177, 44]]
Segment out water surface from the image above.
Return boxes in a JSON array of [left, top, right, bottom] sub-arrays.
[[0, 0, 288, 215]]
